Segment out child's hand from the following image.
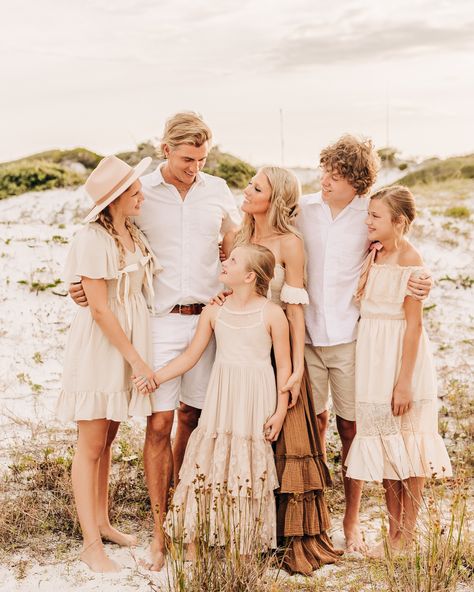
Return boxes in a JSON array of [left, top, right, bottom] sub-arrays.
[[264, 411, 285, 442], [391, 381, 413, 416], [209, 289, 233, 306], [131, 361, 157, 394], [280, 372, 302, 408]]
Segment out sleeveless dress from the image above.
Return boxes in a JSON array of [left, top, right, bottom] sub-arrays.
[[345, 262, 452, 481], [165, 301, 279, 552], [56, 222, 161, 422], [270, 265, 342, 574]]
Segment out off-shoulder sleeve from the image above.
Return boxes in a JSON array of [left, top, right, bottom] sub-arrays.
[[62, 223, 119, 284], [280, 283, 309, 305]]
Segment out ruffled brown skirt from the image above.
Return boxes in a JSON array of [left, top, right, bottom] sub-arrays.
[[275, 365, 343, 574]]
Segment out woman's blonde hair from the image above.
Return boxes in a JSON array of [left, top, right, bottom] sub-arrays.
[[234, 166, 301, 247], [370, 185, 416, 234], [241, 244, 276, 297], [157, 111, 212, 158], [96, 209, 151, 269]]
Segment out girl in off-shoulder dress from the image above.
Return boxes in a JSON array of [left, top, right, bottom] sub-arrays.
[[345, 185, 452, 557], [56, 156, 161, 573]]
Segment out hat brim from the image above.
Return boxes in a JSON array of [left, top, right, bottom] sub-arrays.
[[82, 156, 152, 223]]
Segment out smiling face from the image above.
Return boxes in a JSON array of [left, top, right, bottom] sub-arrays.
[[320, 166, 357, 203], [366, 198, 402, 242], [241, 170, 272, 215], [219, 246, 254, 287], [110, 180, 144, 217], [163, 142, 209, 186]]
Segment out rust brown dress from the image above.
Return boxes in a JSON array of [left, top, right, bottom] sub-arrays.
[[271, 265, 343, 574]]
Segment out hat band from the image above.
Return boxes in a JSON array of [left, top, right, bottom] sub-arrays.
[[94, 168, 135, 206]]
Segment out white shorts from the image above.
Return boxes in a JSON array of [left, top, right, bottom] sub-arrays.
[[150, 314, 215, 412]]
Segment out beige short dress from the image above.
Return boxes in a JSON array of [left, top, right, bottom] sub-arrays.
[[345, 262, 452, 482], [56, 222, 161, 422]]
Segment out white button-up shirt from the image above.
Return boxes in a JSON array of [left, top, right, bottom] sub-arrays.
[[136, 165, 241, 315], [297, 191, 370, 346]]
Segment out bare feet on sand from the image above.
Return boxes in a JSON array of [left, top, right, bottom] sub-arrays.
[[344, 521, 368, 554], [140, 538, 166, 571], [99, 525, 138, 547], [367, 535, 411, 559], [80, 540, 121, 573]]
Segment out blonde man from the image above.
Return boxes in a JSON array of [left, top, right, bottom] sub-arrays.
[[297, 134, 431, 553], [71, 112, 241, 570]]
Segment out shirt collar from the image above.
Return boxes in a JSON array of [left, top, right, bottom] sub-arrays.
[[149, 163, 206, 187], [305, 190, 367, 211]]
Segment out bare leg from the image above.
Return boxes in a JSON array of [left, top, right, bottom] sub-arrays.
[[368, 479, 403, 558], [96, 421, 137, 547], [337, 415, 366, 553], [173, 403, 201, 485], [316, 409, 329, 463], [72, 419, 120, 573], [400, 477, 425, 545], [143, 410, 174, 571]]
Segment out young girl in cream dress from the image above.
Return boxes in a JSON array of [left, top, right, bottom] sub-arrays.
[[345, 185, 452, 557], [135, 244, 292, 552], [56, 156, 160, 573]]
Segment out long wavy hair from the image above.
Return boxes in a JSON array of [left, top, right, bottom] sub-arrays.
[[96, 209, 150, 269], [234, 166, 302, 247]]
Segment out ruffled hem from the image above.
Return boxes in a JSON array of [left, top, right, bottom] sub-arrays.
[[128, 390, 153, 417], [275, 454, 332, 493], [277, 490, 332, 537], [176, 427, 279, 498], [56, 388, 131, 422], [345, 432, 453, 482], [166, 427, 279, 552], [280, 533, 343, 575]]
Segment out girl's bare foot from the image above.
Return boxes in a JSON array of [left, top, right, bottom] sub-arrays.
[[99, 525, 138, 547], [344, 521, 367, 554], [80, 541, 121, 573], [140, 538, 166, 571]]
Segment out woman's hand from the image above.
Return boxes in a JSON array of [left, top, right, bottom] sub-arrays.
[[209, 289, 233, 306], [131, 360, 158, 394], [280, 371, 302, 409], [407, 271, 432, 301], [264, 410, 286, 442], [391, 381, 413, 416], [69, 282, 89, 307]]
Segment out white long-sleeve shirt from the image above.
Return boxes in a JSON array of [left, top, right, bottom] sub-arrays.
[[136, 165, 241, 315], [297, 191, 370, 346]]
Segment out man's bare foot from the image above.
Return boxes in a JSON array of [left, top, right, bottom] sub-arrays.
[[140, 538, 166, 571], [80, 541, 121, 573], [99, 525, 138, 547], [344, 522, 367, 554]]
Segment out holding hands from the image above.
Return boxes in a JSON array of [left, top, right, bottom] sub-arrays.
[[132, 360, 159, 394], [264, 407, 286, 442]]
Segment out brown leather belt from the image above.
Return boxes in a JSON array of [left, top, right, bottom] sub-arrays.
[[170, 303, 205, 315]]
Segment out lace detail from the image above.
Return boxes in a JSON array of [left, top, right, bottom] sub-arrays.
[[355, 400, 437, 436], [280, 283, 309, 305]]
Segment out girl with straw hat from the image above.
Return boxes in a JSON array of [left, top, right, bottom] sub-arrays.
[[56, 155, 161, 572]]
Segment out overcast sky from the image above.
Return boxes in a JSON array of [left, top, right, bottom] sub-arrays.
[[1, 0, 473, 166]]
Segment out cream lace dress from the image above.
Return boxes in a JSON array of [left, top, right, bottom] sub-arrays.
[[165, 300, 279, 551], [56, 222, 161, 422], [345, 263, 452, 482]]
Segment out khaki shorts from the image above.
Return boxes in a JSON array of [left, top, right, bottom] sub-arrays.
[[305, 341, 356, 421]]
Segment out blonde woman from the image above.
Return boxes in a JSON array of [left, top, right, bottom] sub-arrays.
[[220, 167, 342, 574], [57, 156, 160, 572]]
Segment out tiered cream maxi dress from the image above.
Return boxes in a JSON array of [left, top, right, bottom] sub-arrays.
[[165, 301, 279, 552], [56, 222, 161, 422], [345, 262, 452, 482], [270, 265, 342, 574]]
